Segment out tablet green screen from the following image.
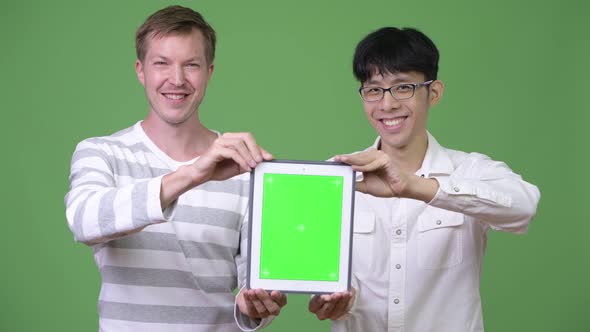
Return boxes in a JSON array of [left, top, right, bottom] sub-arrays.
[[259, 173, 343, 281]]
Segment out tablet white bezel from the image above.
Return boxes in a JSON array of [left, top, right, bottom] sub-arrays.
[[247, 160, 355, 294]]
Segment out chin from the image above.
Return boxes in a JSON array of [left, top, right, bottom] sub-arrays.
[[380, 135, 410, 150], [154, 113, 190, 126]]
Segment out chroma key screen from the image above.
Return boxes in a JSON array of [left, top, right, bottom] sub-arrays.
[[259, 173, 343, 281]]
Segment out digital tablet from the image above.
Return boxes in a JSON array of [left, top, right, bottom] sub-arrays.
[[247, 160, 355, 294]]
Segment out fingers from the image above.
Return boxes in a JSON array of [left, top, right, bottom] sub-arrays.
[[205, 132, 272, 174], [270, 290, 287, 307], [309, 292, 353, 320], [338, 152, 392, 186], [222, 133, 260, 165], [330, 289, 355, 320], [336, 149, 393, 173], [222, 132, 272, 164], [238, 290, 259, 316], [329, 293, 351, 320], [242, 289, 267, 317], [316, 294, 340, 320], [318, 295, 336, 320], [335, 149, 380, 167], [308, 295, 326, 313], [253, 289, 282, 316], [241, 289, 285, 318], [260, 147, 273, 161], [349, 157, 387, 173], [214, 145, 252, 173], [192, 132, 273, 184], [215, 137, 256, 170]]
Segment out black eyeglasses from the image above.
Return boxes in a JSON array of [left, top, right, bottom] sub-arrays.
[[359, 80, 433, 102]]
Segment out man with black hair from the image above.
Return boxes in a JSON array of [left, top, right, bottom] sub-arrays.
[[308, 27, 540, 332]]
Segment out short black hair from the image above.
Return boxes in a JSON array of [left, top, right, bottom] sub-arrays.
[[353, 27, 439, 84]]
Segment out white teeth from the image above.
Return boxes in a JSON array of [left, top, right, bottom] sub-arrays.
[[383, 118, 404, 126], [164, 94, 185, 100]]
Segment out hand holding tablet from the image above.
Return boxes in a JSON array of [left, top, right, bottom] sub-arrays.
[[247, 160, 356, 294], [237, 288, 288, 318], [308, 288, 356, 320]]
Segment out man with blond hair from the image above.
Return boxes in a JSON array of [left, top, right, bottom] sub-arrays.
[[65, 6, 285, 331]]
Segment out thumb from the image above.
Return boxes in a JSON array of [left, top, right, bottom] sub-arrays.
[[355, 180, 369, 194]]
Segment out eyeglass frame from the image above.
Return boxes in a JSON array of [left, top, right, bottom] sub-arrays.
[[358, 80, 434, 102]]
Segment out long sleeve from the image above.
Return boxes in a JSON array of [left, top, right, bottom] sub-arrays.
[[429, 153, 540, 233], [64, 139, 174, 245], [233, 211, 274, 330]]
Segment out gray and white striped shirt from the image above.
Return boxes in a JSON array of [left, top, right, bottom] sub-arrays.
[[65, 122, 268, 331]]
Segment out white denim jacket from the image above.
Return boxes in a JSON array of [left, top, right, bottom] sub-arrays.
[[333, 132, 540, 332]]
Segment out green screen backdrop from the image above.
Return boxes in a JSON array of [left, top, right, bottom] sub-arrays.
[[260, 173, 343, 281], [1, 0, 588, 331]]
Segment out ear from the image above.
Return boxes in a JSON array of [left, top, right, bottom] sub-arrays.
[[428, 80, 444, 107], [135, 59, 145, 86], [207, 62, 215, 81]]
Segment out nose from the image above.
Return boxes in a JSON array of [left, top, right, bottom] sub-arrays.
[[380, 91, 401, 111], [170, 65, 186, 86]]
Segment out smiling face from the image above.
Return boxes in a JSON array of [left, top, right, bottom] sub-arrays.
[[135, 28, 214, 126], [361, 71, 443, 154]]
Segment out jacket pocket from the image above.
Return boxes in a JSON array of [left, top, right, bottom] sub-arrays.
[[352, 211, 375, 273], [417, 207, 464, 269]]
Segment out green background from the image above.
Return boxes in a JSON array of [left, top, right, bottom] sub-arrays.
[[1, 0, 588, 331], [260, 174, 342, 281]]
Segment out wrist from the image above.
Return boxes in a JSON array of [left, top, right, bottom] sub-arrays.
[[160, 165, 203, 209], [404, 176, 439, 202], [181, 164, 207, 188]]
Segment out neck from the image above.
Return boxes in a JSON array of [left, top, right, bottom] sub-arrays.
[[380, 131, 429, 173], [141, 112, 216, 162]]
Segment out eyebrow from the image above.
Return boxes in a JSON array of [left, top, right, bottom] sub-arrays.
[[365, 76, 415, 86], [150, 55, 203, 62]]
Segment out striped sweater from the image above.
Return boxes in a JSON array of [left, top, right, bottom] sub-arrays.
[[65, 122, 269, 331]]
